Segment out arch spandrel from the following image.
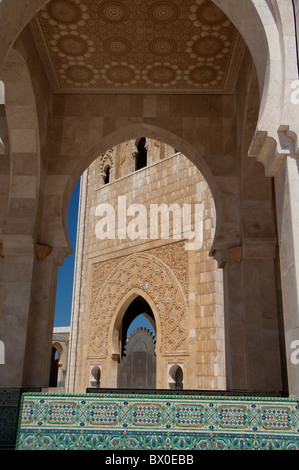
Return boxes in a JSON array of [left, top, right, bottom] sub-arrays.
[[211, 0, 298, 173], [88, 252, 189, 358]]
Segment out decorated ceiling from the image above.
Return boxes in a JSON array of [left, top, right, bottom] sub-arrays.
[[30, 0, 246, 93]]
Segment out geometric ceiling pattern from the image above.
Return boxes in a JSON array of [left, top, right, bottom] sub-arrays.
[[30, 0, 246, 94]]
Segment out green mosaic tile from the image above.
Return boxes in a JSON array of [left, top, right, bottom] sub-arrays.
[[16, 392, 299, 450]]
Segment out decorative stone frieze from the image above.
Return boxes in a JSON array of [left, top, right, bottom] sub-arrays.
[[89, 252, 189, 357]]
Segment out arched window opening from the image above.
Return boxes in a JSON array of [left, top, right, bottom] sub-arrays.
[[49, 346, 59, 387], [134, 137, 147, 171], [168, 364, 184, 390], [90, 365, 101, 388], [104, 166, 110, 184], [120, 296, 156, 358]]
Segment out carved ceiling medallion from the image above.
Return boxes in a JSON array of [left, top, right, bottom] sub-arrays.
[[48, 0, 82, 24], [147, 1, 180, 25], [30, 0, 245, 93], [98, 0, 132, 24]]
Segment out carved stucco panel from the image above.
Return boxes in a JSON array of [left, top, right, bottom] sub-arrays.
[[89, 252, 188, 356], [90, 241, 189, 313]]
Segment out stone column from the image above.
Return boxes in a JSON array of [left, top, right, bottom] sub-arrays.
[[21, 247, 64, 388], [0, 231, 68, 389], [0, 243, 39, 449], [0, 235, 35, 387], [223, 241, 285, 394], [57, 363, 62, 388], [275, 155, 299, 398]]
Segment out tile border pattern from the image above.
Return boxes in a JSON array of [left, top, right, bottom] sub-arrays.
[[16, 392, 299, 450]]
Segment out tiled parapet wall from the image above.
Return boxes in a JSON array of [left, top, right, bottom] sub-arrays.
[[0, 388, 41, 449], [0, 388, 22, 449], [16, 392, 299, 450]]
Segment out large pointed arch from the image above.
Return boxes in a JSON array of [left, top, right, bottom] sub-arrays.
[[89, 252, 189, 358], [41, 120, 221, 273]]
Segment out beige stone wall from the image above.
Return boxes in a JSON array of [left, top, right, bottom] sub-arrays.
[[68, 140, 225, 393]]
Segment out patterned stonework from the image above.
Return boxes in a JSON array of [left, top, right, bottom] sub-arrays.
[[16, 392, 299, 450], [89, 252, 188, 356], [29, 0, 245, 93], [90, 241, 189, 313]]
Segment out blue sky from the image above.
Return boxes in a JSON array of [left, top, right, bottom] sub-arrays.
[[53, 178, 155, 337], [53, 179, 80, 327]]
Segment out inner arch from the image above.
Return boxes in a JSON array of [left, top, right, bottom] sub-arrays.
[[118, 296, 157, 390], [120, 296, 156, 358]]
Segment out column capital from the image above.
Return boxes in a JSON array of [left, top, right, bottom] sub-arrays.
[[249, 125, 299, 177], [211, 239, 277, 267]]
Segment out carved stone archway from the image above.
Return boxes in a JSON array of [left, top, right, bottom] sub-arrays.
[[89, 252, 189, 357], [87, 252, 190, 389]]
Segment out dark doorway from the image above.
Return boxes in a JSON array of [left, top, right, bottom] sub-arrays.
[[118, 327, 156, 389], [104, 166, 110, 184], [117, 296, 156, 389], [49, 347, 59, 387], [135, 137, 147, 170], [119, 296, 155, 357]]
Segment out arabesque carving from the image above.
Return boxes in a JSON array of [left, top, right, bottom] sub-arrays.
[[89, 252, 188, 356], [90, 241, 189, 311]]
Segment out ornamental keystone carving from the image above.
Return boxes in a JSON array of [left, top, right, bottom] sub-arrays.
[[89, 252, 188, 356]]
